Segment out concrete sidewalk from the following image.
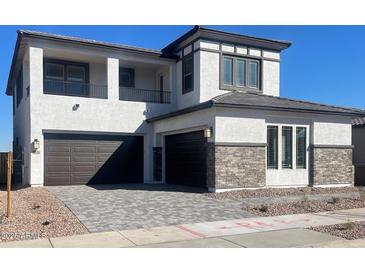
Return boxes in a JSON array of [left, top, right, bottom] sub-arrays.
[[1, 208, 364, 248]]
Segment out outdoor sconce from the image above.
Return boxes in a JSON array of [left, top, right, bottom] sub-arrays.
[[204, 127, 213, 138], [32, 139, 40, 153], [72, 104, 80, 111]]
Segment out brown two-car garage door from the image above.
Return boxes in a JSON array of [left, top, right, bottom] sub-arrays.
[[165, 130, 207, 188], [44, 133, 143, 186]]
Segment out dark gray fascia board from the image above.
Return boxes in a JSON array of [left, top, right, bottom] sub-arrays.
[[146, 100, 214, 123], [162, 25, 292, 54], [18, 30, 178, 58], [146, 99, 364, 123], [214, 102, 365, 117], [311, 144, 354, 149]]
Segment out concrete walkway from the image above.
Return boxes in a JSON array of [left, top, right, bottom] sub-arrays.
[[1, 208, 364, 248]]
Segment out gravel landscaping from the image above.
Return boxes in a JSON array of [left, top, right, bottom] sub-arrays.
[[310, 221, 365, 240], [242, 197, 365, 217], [0, 186, 88, 242], [206, 186, 364, 200]]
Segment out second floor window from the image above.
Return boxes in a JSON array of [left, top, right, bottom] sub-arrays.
[[44, 59, 88, 97], [182, 53, 193, 93], [222, 56, 260, 91]]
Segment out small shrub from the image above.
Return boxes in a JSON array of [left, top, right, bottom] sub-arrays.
[[258, 204, 268, 212], [338, 222, 355, 231], [328, 197, 340, 204], [42, 221, 51, 226], [32, 204, 40, 210]]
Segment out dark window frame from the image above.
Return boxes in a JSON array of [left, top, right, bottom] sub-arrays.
[[119, 67, 135, 88], [16, 66, 23, 107], [267, 126, 278, 169], [296, 127, 307, 169], [220, 54, 262, 92], [43, 58, 90, 97], [182, 53, 194, 94]]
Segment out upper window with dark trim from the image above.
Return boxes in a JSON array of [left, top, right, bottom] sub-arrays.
[[44, 59, 89, 97], [16, 66, 23, 107], [119, 68, 135, 87], [182, 53, 193, 94], [222, 55, 260, 91]]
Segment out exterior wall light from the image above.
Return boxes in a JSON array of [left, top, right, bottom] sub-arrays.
[[32, 138, 40, 153], [204, 127, 213, 138], [72, 104, 80, 111]]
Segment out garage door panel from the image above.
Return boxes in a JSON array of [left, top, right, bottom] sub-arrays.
[[44, 133, 143, 185], [47, 156, 71, 163], [165, 130, 207, 188], [45, 176, 71, 185], [46, 165, 71, 173], [72, 146, 97, 153], [71, 165, 96, 173]]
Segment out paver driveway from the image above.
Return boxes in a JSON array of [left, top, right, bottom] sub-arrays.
[[48, 184, 253, 232]]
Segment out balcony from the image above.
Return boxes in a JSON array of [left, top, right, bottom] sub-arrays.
[[119, 87, 171, 104], [44, 79, 108, 99]]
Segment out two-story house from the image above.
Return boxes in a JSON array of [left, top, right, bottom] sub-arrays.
[[6, 26, 364, 192]]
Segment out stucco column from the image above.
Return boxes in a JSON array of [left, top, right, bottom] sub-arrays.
[[107, 58, 119, 101], [29, 46, 44, 186]]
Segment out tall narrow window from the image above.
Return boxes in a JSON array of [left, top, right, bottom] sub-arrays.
[[282, 126, 293, 169], [182, 54, 193, 93], [296, 127, 307, 169], [236, 59, 246, 87], [267, 126, 278, 169], [248, 61, 259, 88], [223, 57, 233, 85]]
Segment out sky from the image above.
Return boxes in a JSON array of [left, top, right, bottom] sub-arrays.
[[0, 25, 365, 151]]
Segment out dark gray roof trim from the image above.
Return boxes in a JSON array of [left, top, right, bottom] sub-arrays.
[[19, 30, 176, 57], [352, 116, 365, 127], [146, 92, 365, 123], [146, 100, 213, 123], [162, 25, 292, 54]]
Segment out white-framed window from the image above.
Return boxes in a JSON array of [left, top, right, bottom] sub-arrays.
[[267, 124, 308, 170]]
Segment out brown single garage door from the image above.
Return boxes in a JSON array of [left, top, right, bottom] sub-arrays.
[[165, 130, 207, 188], [44, 133, 143, 186]]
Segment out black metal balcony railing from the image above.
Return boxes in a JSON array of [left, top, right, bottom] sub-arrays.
[[44, 79, 108, 99], [119, 87, 171, 104]]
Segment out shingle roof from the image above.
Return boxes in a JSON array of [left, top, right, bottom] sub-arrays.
[[212, 92, 364, 115], [18, 30, 168, 56], [352, 116, 365, 126], [147, 92, 364, 122]]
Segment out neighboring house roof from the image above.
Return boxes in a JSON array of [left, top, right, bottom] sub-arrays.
[[352, 116, 365, 127], [162, 25, 292, 54], [146, 92, 365, 122]]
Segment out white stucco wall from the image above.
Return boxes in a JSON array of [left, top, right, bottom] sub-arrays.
[[26, 45, 176, 186], [262, 60, 280, 97], [313, 116, 352, 145], [214, 108, 266, 143]]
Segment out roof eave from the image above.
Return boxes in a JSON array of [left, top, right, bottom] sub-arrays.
[[162, 25, 292, 54], [214, 102, 365, 117]]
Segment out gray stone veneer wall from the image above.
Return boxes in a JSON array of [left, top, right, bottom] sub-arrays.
[[207, 143, 266, 190], [311, 146, 354, 185]]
